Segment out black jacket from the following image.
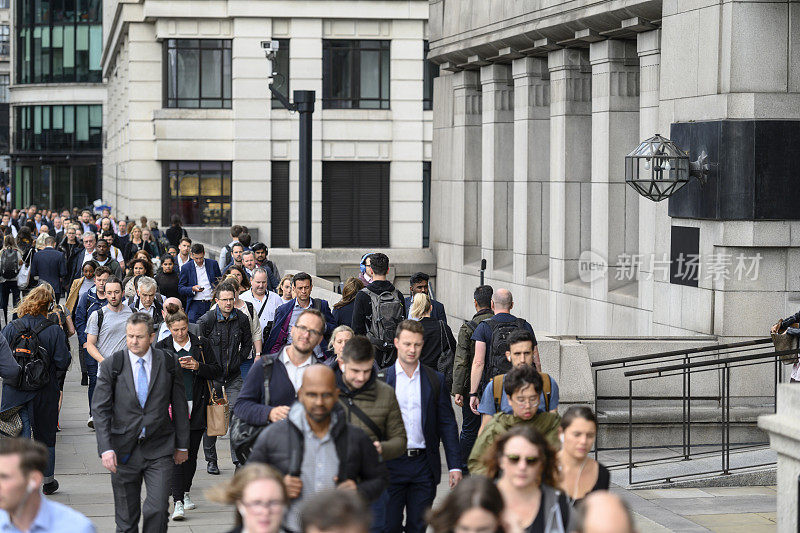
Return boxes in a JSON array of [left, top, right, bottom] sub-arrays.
[[418, 316, 456, 370], [156, 333, 223, 430], [155, 270, 180, 300], [197, 307, 253, 383], [332, 300, 356, 328], [248, 402, 388, 503]]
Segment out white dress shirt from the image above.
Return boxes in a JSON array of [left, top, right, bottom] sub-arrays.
[[193, 261, 213, 300], [394, 360, 425, 449], [157, 322, 171, 342], [129, 348, 153, 397], [279, 346, 314, 392], [240, 289, 282, 333], [177, 254, 190, 270]]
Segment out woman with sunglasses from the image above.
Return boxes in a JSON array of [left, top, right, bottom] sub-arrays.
[[468, 365, 560, 475], [483, 425, 573, 533], [556, 406, 609, 505]]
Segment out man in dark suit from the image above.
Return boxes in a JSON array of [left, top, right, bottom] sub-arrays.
[[178, 243, 222, 323], [383, 319, 462, 533], [405, 272, 447, 324], [263, 272, 335, 357], [91, 312, 190, 533], [29, 236, 67, 300]]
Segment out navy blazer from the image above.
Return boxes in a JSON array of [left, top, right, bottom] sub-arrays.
[[70, 249, 92, 281], [233, 356, 303, 426], [30, 247, 67, 294], [178, 258, 222, 314], [263, 297, 336, 354], [405, 296, 448, 325], [383, 365, 461, 484]]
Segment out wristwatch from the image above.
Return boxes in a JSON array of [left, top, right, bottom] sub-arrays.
[[469, 392, 480, 398]]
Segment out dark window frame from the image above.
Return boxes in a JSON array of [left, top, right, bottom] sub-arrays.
[[322, 39, 390, 110], [271, 39, 290, 109], [162, 160, 232, 227], [423, 41, 439, 111], [163, 39, 232, 109], [14, 104, 102, 153], [0, 74, 9, 103]]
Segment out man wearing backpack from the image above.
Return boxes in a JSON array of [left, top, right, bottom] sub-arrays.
[[263, 272, 335, 357], [452, 284, 494, 471], [91, 312, 190, 533], [74, 264, 112, 428], [335, 335, 406, 533], [85, 277, 134, 383], [468, 288, 540, 415], [351, 253, 406, 368], [217, 225, 244, 267], [251, 242, 280, 291], [475, 329, 560, 435], [0, 284, 71, 495]]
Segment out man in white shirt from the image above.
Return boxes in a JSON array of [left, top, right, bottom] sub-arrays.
[[384, 320, 462, 533], [218, 225, 243, 266], [239, 267, 282, 340], [178, 243, 221, 323]]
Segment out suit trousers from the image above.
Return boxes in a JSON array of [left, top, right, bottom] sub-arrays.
[[460, 403, 481, 472], [386, 454, 437, 533], [203, 375, 242, 466], [111, 446, 173, 533]]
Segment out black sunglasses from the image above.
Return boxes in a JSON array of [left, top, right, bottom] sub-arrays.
[[504, 454, 540, 466]]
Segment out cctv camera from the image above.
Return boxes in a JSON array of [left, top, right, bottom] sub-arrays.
[[260, 40, 280, 52]]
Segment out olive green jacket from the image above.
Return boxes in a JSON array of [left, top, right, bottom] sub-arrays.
[[452, 308, 494, 397], [468, 411, 561, 475]]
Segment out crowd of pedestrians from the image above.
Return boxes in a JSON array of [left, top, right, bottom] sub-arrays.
[[0, 209, 629, 533]]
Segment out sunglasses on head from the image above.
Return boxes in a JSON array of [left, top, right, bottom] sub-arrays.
[[504, 454, 540, 466]]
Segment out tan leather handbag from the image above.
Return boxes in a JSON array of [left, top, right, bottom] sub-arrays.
[[772, 321, 799, 365], [200, 346, 229, 436]]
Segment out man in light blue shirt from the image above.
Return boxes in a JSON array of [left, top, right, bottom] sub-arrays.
[[0, 438, 95, 532]]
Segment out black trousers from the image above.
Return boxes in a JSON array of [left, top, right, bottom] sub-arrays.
[[385, 454, 437, 533], [172, 428, 204, 502]]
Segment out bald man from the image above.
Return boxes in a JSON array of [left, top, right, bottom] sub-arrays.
[[469, 288, 540, 415], [248, 363, 388, 533], [572, 491, 637, 533], [156, 297, 199, 341]]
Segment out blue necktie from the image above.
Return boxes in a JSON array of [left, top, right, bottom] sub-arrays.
[[136, 359, 148, 408]]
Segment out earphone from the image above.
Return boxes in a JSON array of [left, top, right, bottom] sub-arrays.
[[26, 480, 37, 494], [359, 252, 371, 274], [559, 434, 565, 445]]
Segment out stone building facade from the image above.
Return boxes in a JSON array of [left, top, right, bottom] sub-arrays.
[[428, 0, 800, 338], [102, 0, 432, 248]]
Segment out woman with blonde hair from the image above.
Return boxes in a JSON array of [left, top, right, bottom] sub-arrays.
[[326, 324, 354, 367], [0, 283, 71, 495], [410, 292, 456, 370], [124, 224, 145, 262], [277, 273, 293, 302], [207, 463, 288, 533], [332, 277, 364, 328]]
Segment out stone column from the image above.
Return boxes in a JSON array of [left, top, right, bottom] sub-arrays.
[[480, 64, 514, 274], [589, 40, 640, 306], [637, 30, 662, 330], [450, 70, 482, 265], [548, 49, 591, 292], [512, 57, 550, 283]]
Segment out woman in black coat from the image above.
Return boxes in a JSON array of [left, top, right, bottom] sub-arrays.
[[155, 309, 222, 518], [409, 292, 456, 370], [331, 276, 364, 328]]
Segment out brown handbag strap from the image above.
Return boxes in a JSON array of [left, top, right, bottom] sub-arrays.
[[198, 343, 216, 405]]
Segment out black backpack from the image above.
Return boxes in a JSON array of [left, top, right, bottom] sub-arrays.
[[10, 318, 53, 391], [223, 244, 233, 268], [481, 317, 528, 389], [1, 248, 19, 279], [231, 357, 274, 464], [362, 288, 404, 367]]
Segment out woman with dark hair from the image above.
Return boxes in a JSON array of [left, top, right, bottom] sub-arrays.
[[155, 254, 180, 299], [557, 406, 609, 505], [224, 264, 251, 292], [156, 307, 221, 520], [0, 284, 71, 495], [332, 277, 363, 328], [0, 234, 22, 323], [427, 476, 506, 533], [207, 463, 288, 533], [165, 215, 189, 248], [484, 426, 573, 533], [123, 257, 154, 299]]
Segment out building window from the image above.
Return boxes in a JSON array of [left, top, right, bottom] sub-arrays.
[[0, 75, 9, 103], [0, 25, 9, 57], [165, 39, 232, 109], [164, 161, 232, 226], [271, 161, 289, 247], [322, 40, 390, 109], [13, 163, 100, 211], [423, 41, 439, 111], [322, 162, 389, 247], [16, 0, 102, 84], [271, 39, 290, 109], [0, 0, 8, 8], [15, 104, 102, 152]]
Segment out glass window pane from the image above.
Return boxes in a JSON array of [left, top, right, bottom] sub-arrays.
[[63, 105, 74, 133], [52, 105, 63, 128], [176, 49, 199, 99], [63, 26, 74, 68], [76, 105, 88, 140], [381, 49, 390, 100], [223, 49, 231, 99], [360, 50, 380, 99], [201, 173, 221, 195], [200, 49, 221, 98], [89, 105, 101, 127], [76, 25, 88, 51], [33, 106, 41, 134], [179, 174, 199, 196], [89, 25, 101, 70]]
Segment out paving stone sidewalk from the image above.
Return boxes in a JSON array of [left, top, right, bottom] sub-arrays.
[[47, 359, 776, 532]]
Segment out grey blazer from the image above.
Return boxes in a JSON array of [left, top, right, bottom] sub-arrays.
[[92, 347, 190, 460]]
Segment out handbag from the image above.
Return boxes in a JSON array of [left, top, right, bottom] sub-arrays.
[[200, 346, 229, 436], [436, 320, 455, 393], [16, 250, 31, 289], [772, 321, 799, 365]]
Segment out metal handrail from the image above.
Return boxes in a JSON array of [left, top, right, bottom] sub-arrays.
[[591, 337, 772, 368], [624, 347, 798, 377]]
